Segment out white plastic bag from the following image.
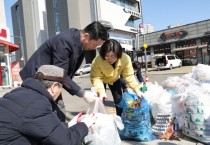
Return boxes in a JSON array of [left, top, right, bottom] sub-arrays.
[[151, 90, 173, 120], [143, 82, 164, 105], [161, 76, 185, 90], [192, 64, 210, 82], [84, 113, 123, 145], [87, 97, 107, 114], [84, 97, 124, 145]]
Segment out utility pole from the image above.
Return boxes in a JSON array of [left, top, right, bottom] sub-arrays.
[[140, 0, 148, 74]]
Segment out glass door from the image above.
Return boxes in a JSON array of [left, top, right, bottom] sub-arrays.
[[202, 48, 210, 65], [0, 53, 12, 88]]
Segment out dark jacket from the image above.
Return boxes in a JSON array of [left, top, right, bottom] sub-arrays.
[[136, 69, 144, 83], [0, 78, 88, 145], [20, 28, 85, 97]]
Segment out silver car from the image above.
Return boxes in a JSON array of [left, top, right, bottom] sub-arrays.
[[75, 64, 91, 76]]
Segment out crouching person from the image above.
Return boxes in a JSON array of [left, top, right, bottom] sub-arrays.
[[0, 65, 96, 145]]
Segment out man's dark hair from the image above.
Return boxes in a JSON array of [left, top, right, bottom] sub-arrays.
[[83, 21, 109, 41], [38, 80, 62, 89], [99, 39, 123, 59]]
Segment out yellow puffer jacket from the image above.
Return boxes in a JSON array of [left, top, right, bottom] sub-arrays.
[[90, 53, 142, 95]]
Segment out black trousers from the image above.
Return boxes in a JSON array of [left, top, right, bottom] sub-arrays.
[[104, 79, 123, 116]]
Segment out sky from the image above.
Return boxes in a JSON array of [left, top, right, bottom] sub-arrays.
[[4, 0, 210, 37], [4, 0, 17, 40], [139, 0, 210, 31]]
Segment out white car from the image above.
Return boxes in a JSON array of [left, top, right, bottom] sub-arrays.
[[75, 64, 91, 76], [153, 54, 182, 70]]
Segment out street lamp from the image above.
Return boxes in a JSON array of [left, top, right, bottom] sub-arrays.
[[139, 0, 148, 74], [10, 35, 25, 66]]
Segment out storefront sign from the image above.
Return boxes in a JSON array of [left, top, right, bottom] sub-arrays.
[[0, 28, 7, 38], [123, 8, 141, 18], [11, 61, 21, 82], [160, 30, 188, 41]]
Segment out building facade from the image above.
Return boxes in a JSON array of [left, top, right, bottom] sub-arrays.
[[136, 19, 210, 68], [11, 0, 48, 66], [143, 24, 154, 34], [96, 0, 141, 51], [12, 0, 141, 65], [46, 0, 142, 62]]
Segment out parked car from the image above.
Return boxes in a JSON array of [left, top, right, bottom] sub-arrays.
[[153, 54, 182, 70], [75, 64, 91, 76]]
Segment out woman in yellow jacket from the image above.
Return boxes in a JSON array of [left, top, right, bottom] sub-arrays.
[[90, 39, 143, 116]]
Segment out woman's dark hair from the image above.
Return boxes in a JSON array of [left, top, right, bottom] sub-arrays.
[[99, 39, 123, 59], [132, 61, 141, 69], [83, 21, 109, 41]]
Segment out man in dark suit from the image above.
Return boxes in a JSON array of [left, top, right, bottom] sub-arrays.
[[20, 21, 109, 121]]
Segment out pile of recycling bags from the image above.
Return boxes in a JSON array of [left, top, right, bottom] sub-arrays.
[[143, 64, 210, 144], [69, 64, 210, 145]]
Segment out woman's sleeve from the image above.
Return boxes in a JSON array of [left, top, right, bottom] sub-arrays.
[[90, 59, 106, 95]]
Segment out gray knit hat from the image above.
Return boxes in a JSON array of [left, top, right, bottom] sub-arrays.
[[34, 65, 66, 84]]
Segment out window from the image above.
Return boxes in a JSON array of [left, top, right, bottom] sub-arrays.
[[53, 0, 60, 33], [167, 56, 175, 60]]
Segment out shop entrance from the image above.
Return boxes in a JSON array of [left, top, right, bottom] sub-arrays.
[[202, 48, 210, 64], [0, 53, 11, 87]]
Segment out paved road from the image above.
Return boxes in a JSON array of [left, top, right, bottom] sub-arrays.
[[0, 66, 205, 145]]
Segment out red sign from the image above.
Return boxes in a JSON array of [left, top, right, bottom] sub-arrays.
[[11, 62, 22, 82], [0, 29, 7, 38], [160, 30, 188, 41]]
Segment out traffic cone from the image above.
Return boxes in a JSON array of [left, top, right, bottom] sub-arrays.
[[145, 75, 149, 83]]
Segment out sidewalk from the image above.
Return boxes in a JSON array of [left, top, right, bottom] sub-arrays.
[[142, 66, 194, 75], [0, 87, 12, 97]]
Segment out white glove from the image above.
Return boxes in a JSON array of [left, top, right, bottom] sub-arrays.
[[83, 91, 97, 103], [81, 113, 97, 128], [68, 112, 83, 127], [99, 93, 108, 103]]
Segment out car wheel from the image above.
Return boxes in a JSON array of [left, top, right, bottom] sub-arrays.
[[179, 62, 182, 67], [79, 71, 83, 76], [170, 64, 173, 70]]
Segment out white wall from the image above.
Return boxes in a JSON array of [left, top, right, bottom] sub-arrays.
[[98, 0, 139, 33], [0, 0, 6, 26], [32, 0, 48, 48]]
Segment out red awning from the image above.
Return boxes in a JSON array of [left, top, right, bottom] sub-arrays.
[[0, 39, 19, 53]]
